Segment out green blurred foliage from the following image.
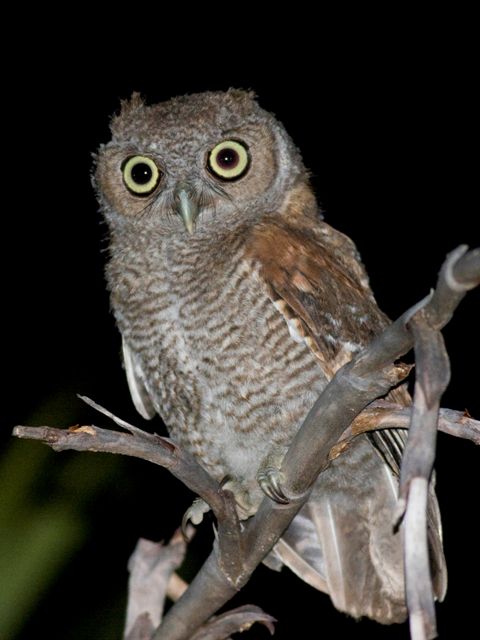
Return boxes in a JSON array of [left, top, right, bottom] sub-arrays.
[[0, 393, 122, 640]]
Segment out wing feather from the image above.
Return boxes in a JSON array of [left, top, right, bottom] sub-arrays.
[[122, 338, 156, 420], [246, 215, 389, 379]]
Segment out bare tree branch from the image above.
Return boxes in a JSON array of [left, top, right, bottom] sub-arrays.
[[11, 245, 479, 640], [329, 403, 480, 460], [123, 530, 270, 640], [77, 396, 245, 579], [403, 478, 431, 640], [190, 606, 276, 640], [12, 422, 221, 509], [399, 314, 450, 640], [125, 531, 188, 640], [12, 413, 242, 548], [167, 572, 189, 603]]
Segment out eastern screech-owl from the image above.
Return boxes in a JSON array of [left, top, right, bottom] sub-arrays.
[[94, 90, 446, 624]]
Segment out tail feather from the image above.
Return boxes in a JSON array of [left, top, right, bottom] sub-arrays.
[[427, 477, 448, 600], [311, 498, 349, 611], [270, 434, 445, 624], [266, 509, 328, 592], [274, 537, 328, 593]]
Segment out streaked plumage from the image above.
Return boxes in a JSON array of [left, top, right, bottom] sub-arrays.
[[94, 89, 446, 623]]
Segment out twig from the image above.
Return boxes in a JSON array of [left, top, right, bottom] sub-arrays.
[[124, 528, 272, 640], [78, 394, 152, 436], [13, 405, 242, 555], [190, 606, 275, 640], [329, 403, 480, 460], [125, 531, 187, 640], [77, 397, 244, 580], [338, 402, 480, 445], [12, 422, 223, 512], [400, 314, 450, 640], [167, 572, 189, 603], [404, 478, 430, 640]]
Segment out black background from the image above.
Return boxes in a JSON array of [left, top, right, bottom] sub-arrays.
[[2, 17, 478, 640]]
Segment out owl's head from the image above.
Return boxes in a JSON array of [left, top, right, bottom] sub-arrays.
[[94, 90, 306, 236]]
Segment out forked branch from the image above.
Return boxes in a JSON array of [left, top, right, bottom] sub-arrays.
[[12, 245, 479, 640]]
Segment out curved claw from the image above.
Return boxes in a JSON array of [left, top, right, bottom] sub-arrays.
[[220, 474, 233, 489], [257, 467, 290, 504], [181, 498, 210, 540]]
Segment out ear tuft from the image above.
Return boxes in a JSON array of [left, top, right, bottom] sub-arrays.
[[226, 87, 258, 104], [110, 92, 145, 136]]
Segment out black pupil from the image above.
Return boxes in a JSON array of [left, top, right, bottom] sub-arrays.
[[131, 162, 153, 184], [217, 148, 239, 169]]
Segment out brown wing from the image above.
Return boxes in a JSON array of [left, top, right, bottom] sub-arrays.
[[246, 205, 415, 461], [245, 203, 417, 466], [245, 208, 390, 379]]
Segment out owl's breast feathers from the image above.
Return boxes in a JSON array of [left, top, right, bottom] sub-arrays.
[[114, 180, 446, 622]]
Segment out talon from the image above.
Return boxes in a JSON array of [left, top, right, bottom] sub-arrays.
[[269, 470, 289, 503], [219, 477, 256, 518], [181, 512, 192, 541], [257, 467, 290, 504], [182, 497, 210, 539], [220, 474, 233, 489]]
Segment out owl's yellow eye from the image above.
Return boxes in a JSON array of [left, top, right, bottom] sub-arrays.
[[207, 140, 250, 181], [122, 156, 161, 196]]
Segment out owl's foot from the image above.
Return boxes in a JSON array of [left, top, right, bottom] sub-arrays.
[[221, 476, 256, 519], [182, 480, 256, 535], [257, 467, 289, 504], [257, 450, 289, 504], [182, 497, 210, 537]]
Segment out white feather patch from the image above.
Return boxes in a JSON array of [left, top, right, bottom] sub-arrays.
[[311, 498, 348, 612], [273, 538, 328, 594], [286, 318, 304, 343], [122, 338, 156, 420], [272, 299, 305, 343]]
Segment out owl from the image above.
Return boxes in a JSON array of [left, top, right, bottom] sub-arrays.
[[94, 89, 446, 624]]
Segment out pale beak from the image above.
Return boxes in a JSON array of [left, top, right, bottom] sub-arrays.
[[174, 181, 199, 234]]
